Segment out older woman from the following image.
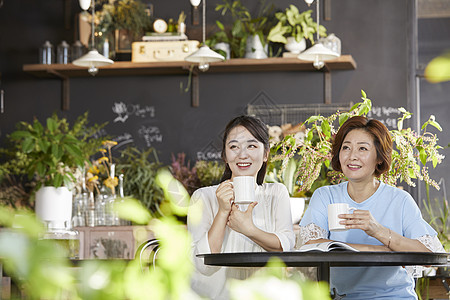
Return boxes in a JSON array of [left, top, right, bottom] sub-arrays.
[[299, 116, 444, 299]]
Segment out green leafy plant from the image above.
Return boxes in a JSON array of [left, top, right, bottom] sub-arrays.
[[116, 147, 165, 216], [422, 181, 450, 251], [214, 0, 276, 58], [195, 160, 225, 187], [1, 113, 106, 190], [96, 0, 152, 39], [267, 5, 327, 44], [0, 170, 332, 300], [271, 90, 444, 194]]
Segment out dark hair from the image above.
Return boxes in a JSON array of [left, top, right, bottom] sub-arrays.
[[220, 115, 270, 185], [331, 116, 392, 177]]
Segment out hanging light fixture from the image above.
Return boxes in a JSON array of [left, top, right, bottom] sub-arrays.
[[298, 0, 339, 69], [73, 0, 113, 76], [185, 0, 224, 72]]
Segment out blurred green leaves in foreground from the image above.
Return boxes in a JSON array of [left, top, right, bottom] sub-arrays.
[[0, 169, 330, 300]]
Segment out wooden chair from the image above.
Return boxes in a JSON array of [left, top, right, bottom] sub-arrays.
[[135, 239, 160, 273]]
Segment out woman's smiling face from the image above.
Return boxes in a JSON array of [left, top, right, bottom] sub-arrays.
[[224, 125, 268, 180], [339, 128, 380, 183]]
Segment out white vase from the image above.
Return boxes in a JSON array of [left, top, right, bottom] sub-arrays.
[[245, 35, 268, 59], [35, 186, 73, 229], [285, 37, 306, 54], [214, 42, 231, 60], [290, 197, 306, 224]]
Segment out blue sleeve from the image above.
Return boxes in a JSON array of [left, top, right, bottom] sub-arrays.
[[299, 187, 329, 234], [401, 192, 438, 239]]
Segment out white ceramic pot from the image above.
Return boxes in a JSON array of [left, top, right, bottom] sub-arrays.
[[245, 35, 268, 59], [285, 37, 306, 54], [290, 197, 306, 224], [214, 42, 231, 60], [35, 186, 73, 229]]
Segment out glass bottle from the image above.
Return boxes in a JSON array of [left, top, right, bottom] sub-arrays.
[[57, 40, 70, 64], [39, 40, 54, 64], [95, 190, 107, 226], [118, 174, 131, 226], [86, 191, 96, 227], [72, 174, 88, 227]]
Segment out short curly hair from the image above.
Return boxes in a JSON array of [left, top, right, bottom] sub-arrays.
[[331, 116, 392, 177]]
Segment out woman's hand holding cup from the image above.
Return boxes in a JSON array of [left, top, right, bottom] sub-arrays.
[[215, 180, 234, 216]]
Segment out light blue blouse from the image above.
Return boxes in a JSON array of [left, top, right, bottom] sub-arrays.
[[300, 182, 439, 300]]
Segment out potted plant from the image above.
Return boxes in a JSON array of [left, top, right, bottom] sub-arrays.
[[195, 160, 225, 187], [267, 5, 327, 54], [215, 0, 276, 59], [0, 113, 105, 228], [206, 21, 232, 59], [95, 0, 152, 55], [115, 146, 165, 217]]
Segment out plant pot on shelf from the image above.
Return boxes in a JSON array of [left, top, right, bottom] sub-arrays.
[[245, 34, 268, 59], [35, 186, 73, 230], [284, 37, 306, 54]]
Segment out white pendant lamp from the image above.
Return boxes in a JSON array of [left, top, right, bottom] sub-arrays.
[[298, 0, 339, 69], [185, 0, 224, 71], [78, 0, 91, 11], [73, 0, 113, 76]]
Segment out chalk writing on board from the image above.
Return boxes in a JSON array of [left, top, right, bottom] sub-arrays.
[[138, 125, 163, 147], [197, 140, 222, 161], [113, 132, 134, 149], [367, 106, 401, 129], [112, 102, 156, 123]]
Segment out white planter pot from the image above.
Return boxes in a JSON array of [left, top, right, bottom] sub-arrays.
[[245, 35, 268, 59], [285, 37, 306, 54], [35, 186, 73, 229], [290, 197, 306, 224], [214, 42, 230, 60]]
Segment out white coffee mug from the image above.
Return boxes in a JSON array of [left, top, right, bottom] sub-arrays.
[[232, 176, 256, 204], [328, 203, 356, 232]]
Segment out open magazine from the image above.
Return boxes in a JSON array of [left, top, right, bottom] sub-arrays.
[[297, 241, 359, 252]]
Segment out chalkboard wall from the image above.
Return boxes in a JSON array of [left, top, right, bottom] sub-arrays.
[[0, 0, 448, 201]]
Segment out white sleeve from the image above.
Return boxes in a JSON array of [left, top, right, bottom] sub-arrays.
[[416, 234, 446, 252], [272, 184, 296, 251], [298, 223, 328, 246], [187, 188, 221, 276]]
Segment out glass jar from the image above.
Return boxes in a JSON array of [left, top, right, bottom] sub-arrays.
[[57, 40, 70, 64], [71, 40, 84, 62], [42, 227, 80, 259], [39, 40, 54, 64]]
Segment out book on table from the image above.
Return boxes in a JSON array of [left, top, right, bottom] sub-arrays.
[[297, 241, 359, 252]]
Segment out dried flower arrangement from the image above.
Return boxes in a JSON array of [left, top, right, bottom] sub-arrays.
[[271, 90, 445, 194]]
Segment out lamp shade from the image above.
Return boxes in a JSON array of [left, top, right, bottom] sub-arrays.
[[190, 0, 201, 7], [79, 0, 91, 11], [297, 43, 340, 61], [72, 49, 114, 67], [185, 45, 224, 63]]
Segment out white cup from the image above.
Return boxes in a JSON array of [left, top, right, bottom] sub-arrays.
[[232, 176, 256, 204], [328, 203, 356, 232]]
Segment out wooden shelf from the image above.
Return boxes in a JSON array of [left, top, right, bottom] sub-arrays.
[[22, 55, 357, 109], [23, 55, 356, 77]]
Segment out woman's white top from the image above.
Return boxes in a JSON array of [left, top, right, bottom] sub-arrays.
[[187, 182, 295, 300]]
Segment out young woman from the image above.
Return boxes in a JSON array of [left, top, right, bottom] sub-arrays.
[[188, 115, 295, 300], [299, 116, 444, 299]]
